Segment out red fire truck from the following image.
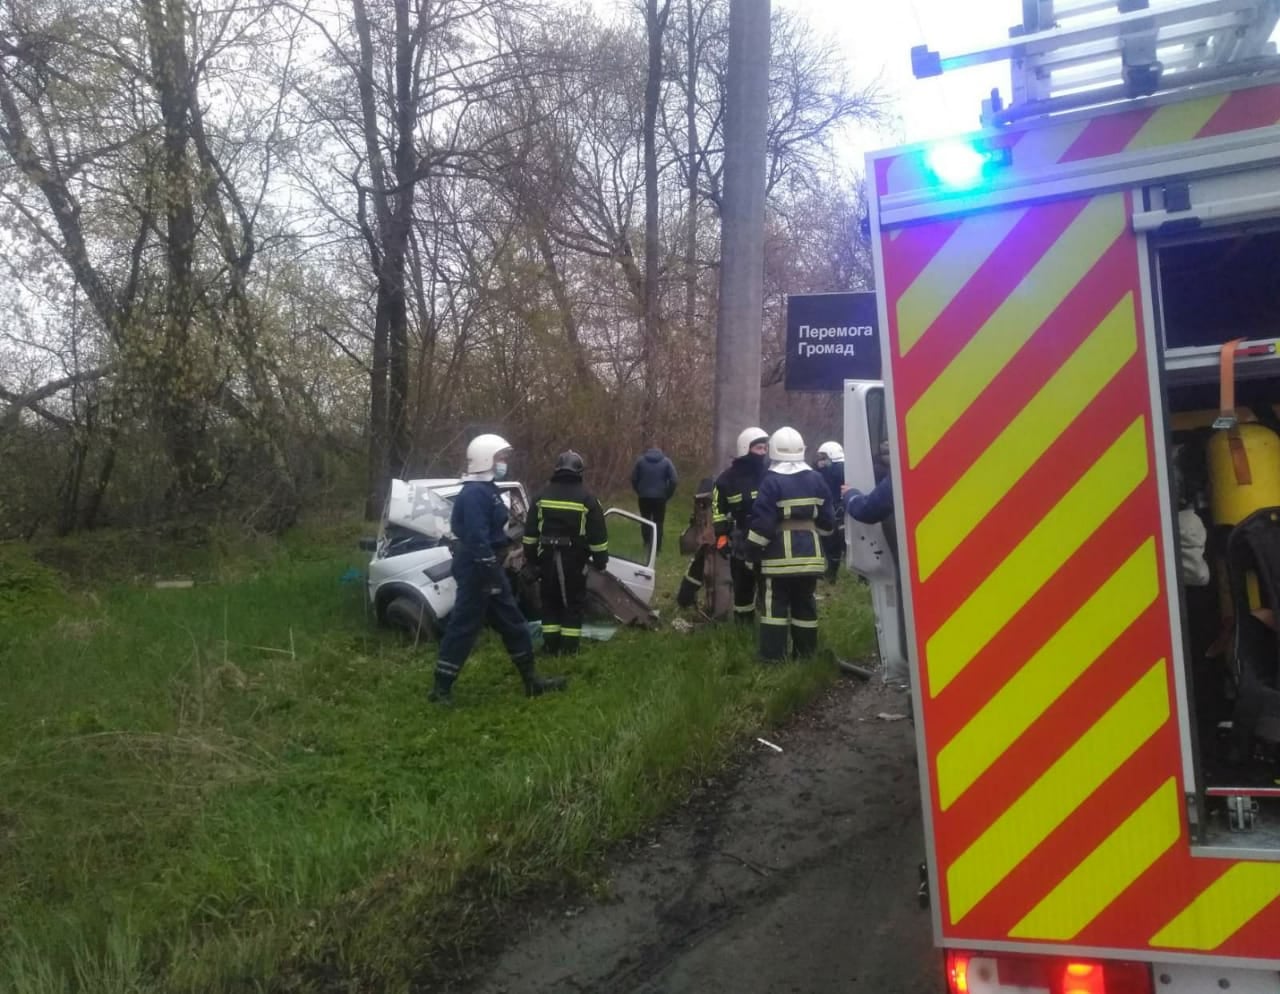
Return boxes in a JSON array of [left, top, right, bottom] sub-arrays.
[[851, 2, 1280, 991]]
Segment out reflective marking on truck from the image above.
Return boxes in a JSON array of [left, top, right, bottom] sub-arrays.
[[914, 294, 1137, 581], [1152, 863, 1280, 951], [1009, 778, 1180, 941], [1125, 93, 1227, 153], [873, 83, 1280, 199], [935, 539, 1158, 810], [924, 417, 1148, 696], [895, 208, 1026, 357], [904, 194, 1127, 467], [946, 662, 1169, 924]]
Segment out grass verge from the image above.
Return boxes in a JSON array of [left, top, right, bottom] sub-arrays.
[[0, 515, 874, 993]]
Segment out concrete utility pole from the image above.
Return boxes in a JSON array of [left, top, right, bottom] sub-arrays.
[[712, 0, 771, 469]]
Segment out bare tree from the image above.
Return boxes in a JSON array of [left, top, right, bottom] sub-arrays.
[[640, 0, 670, 441]]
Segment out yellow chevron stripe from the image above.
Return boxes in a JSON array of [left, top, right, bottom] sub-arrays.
[[895, 207, 1027, 357], [905, 193, 1127, 468], [946, 661, 1170, 924], [1006, 118, 1089, 172], [915, 293, 1137, 581], [1125, 93, 1227, 152], [1010, 778, 1180, 941], [935, 539, 1158, 810], [1151, 863, 1280, 951], [925, 417, 1149, 696]]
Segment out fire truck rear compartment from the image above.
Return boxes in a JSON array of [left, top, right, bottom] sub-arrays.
[[1156, 222, 1280, 850]]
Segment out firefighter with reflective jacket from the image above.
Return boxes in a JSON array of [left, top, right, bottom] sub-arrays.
[[711, 427, 770, 623], [523, 450, 609, 656], [431, 434, 568, 705], [746, 427, 836, 662]]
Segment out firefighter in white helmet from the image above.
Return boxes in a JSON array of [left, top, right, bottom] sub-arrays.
[[430, 434, 567, 705], [746, 427, 836, 661], [708, 426, 770, 622]]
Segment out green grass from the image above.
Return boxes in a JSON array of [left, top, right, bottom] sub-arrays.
[[0, 514, 875, 993]]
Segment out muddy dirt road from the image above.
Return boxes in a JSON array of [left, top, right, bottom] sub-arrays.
[[463, 677, 944, 994]]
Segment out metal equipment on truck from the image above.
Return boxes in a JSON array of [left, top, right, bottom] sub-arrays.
[[850, 1, 1280, 990]]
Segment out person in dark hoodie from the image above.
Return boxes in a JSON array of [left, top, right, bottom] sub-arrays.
[[711, 426, 770, 623], [522, 450, 609, 657], [631, 445, 678, 554], [430, 434, 567, 706]]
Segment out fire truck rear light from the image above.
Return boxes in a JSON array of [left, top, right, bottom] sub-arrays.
[[944, 951, 1153, 994], [1064, 960, 1104, 994], [947, 951, 971, 993]]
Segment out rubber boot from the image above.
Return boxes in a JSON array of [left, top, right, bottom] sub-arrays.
[[514, 654, 568, 697], [428, 671, 455, 707]]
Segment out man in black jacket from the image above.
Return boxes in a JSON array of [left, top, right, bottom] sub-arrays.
[[631, 446, 678, 554], [523, 451, 609, 657], [712, 426, 769, 623]]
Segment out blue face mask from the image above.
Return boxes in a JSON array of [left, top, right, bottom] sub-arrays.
[[493, 461, 509, 481]]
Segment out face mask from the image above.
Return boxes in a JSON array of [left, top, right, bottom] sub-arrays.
[[493, 461, 509, 481]]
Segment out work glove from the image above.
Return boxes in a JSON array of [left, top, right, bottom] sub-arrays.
[[715, 534, 730, 558]]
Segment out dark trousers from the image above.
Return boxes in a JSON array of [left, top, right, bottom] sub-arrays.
[[436, 564, 533, 683], [822, 526, 846, 580], [538, 549, 588, 655], [757, 574, 819, 662], [731, 556, 757, 622], [638, 497, 668, 554]]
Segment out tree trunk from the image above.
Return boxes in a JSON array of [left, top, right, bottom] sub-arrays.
[[142, 0, 204, 489], [81, 441, 117, 531], [353, 0, 418, 509], [713, 0, 770, 468], [684, 0, 699, 342], [641, 0, 669, 443], [387, 0, 415, 479], [366, 290, 392, 521]]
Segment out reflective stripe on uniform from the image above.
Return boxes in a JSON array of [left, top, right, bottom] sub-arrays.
[[590, 542, 608, 553], [538, 499, 589, 536], [747, 530, 769, 546], [541, 624, 562, 634], [561, 627, 582, 638], [791, 618, 819, 629]]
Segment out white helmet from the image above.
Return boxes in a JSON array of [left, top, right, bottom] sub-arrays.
[[736, 426, 769, 458], [769, 426, 806, 463], [465, 433, 512, 476], [817, 441, 844, 463]]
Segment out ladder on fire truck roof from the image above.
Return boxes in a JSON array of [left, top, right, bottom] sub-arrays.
[[912, 0, 1280, 127]]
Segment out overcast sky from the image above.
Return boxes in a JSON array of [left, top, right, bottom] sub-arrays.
[[773, 0, 1015, 153], [586, 0, 1019, 157]]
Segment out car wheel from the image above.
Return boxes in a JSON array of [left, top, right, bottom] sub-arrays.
[[385, 595, 437, 643]]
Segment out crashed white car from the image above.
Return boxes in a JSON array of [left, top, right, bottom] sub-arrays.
[[365, 478, 658, 638]]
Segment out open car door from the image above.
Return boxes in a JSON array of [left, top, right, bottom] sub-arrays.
[[601, 508, 657, 604], [842, 380, 910, 686]]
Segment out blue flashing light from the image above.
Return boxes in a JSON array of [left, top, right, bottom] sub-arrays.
[[925, 140, 990, 190]]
